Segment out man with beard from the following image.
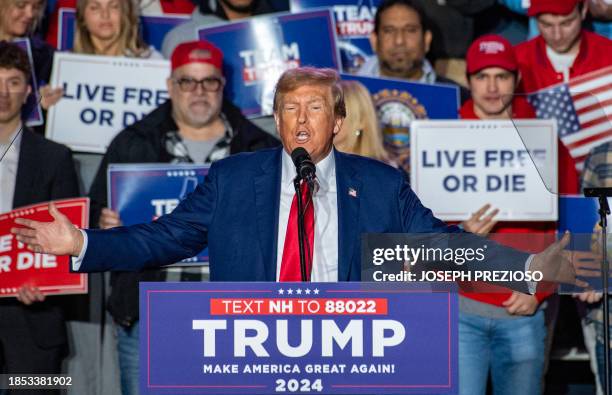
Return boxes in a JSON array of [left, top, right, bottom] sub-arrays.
[[161, 0, 280, 57], [358, 0, 469, 101], [86, 40, 279, 395]]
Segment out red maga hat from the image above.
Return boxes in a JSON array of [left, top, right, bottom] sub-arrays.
[[170, 40, 223, 72], [528, 0, 582, 17], [466, 34, 518, 74]]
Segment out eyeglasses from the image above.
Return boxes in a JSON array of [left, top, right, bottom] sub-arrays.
[[173, 76, 224, 92]]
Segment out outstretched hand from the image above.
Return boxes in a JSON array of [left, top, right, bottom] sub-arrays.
[[530, 232, 601, 289], [11, 202, 83, 256]]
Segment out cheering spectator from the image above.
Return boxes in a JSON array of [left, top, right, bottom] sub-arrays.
[[0, 0, 54, 84], [334, 80, 390, 164], [516, 0, 612, 92], [45, 0, 197, 49], [87, 40, 279, 395], [457, 34, 579, 395], [162, 0, 280, 57], [0, 41, 79, 389]]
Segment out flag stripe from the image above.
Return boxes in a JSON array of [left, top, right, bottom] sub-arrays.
[[565, 130, 612, 150], [579, 112, 612, 129], [573, 89, 612, 110], [573, 97, 612, 118], [564, 120, 611, 144], [572, 84, 612, 105], [570, 80, 612, 98]]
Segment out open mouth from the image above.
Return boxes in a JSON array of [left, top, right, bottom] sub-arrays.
[[296, 130, 310, 144]]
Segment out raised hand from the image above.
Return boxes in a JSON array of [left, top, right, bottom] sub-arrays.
[[11, 202, 83, 256], [461, 204, 499, 236]]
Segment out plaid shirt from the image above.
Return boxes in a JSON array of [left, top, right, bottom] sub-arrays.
[[161, 114, 234, 282]]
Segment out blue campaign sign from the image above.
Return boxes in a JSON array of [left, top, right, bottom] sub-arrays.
[[140, 282, 458, 394], [198, 10, 341, 118], [290, 0, 379, 73], [108, 163, 210, 265], [341, 73, 459, 172], [14, 38, 43, 127], [58, 9, 188, 52]]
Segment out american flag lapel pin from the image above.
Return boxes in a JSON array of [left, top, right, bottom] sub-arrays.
[[348, 187, 357, 198]]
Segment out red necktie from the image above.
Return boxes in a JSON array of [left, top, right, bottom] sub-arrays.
[[279, 181, 314, 281]]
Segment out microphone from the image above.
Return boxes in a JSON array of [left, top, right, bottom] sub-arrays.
[[290, 147, 316, 185]]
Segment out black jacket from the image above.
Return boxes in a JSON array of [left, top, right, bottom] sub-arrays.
[[1, 128, 79, 352], [88, 99, 280, 327]]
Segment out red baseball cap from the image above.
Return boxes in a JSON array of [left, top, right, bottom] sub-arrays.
[[528, 0, 582, 17], [171, 40, 223, 73], [466, 34, 518, 75]]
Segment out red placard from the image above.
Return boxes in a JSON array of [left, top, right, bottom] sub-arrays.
[[0, 197, 89, 297]]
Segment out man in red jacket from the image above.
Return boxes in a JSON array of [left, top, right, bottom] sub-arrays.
[[515, 0, 612, 92], [458, 34, 576, 395]]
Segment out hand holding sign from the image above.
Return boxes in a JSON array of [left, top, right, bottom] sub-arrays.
[[16, 285, 45, 305], [12, 203, 84, 257]]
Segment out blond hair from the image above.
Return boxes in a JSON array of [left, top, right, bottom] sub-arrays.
[[273, 67, 346, 118], [0, 0, 44, 39], [74, 0, 148, 57], [337, 80, 388, 162]]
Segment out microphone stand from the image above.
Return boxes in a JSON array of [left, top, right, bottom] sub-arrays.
[[585, 187, 612, 395], [294, 177, 308, 282]]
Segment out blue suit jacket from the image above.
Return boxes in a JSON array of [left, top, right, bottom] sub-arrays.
[[79, 147, 527, 282]]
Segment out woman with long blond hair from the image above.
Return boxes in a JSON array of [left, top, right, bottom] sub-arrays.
[[335, 80, 390, 164], [42, 0, 162, 108], [73, 0, 160, 58], [0, 0, 53, 83]]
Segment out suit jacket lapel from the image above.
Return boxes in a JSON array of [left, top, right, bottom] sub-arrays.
[[335, 150, 361, 281], [254, 147, 282, 281], [12, 129, 36, 209]]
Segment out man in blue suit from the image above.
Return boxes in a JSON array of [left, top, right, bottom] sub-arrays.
[[11, 67, 582, 289]]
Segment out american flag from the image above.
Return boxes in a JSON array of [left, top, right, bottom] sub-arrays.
[[528, 66, 612, 170]]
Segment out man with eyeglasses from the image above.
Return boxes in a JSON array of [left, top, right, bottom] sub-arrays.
[[85, 40, 279, 395]]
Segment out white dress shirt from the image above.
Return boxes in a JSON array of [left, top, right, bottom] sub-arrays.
[[0, 124, 22, 214], [276, 149, 338, 282]]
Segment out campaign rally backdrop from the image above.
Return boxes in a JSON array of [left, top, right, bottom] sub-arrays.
[[0, 198, 89, 297], [14, 38, 43, 127], [410, 120, 558, 221], [46, 53, 170, 153], [198, 9, 341, 117], [290, 0, 380, 73], [57, 8, 188, 52], [108, 163, 210, 265], [341, 74, 459, 172], [141, 282, 458, 394]]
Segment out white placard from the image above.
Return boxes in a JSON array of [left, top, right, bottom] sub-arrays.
[[45, 53, 170, 153], [410, 119, 558, 221]]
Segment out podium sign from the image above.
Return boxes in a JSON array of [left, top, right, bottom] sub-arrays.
[[140, 282, 458, 394]]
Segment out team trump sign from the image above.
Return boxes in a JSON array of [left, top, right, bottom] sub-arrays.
[[140, 282, 458, 394]]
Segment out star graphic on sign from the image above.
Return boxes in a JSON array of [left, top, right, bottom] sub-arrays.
[[313, 288, 320, 295], [305, 289, 311, 295], [287, 289, 294, 295], [278, 289, 284, 295], [296, 288, 302, 294]]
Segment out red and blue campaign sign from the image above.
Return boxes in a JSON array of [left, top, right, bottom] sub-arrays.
[[58, 9, 188, 52], [198, 10, 341, 117], [108, 163, 210, 265], [290, 0, 380, 73], [140, 282, 458, 394]]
